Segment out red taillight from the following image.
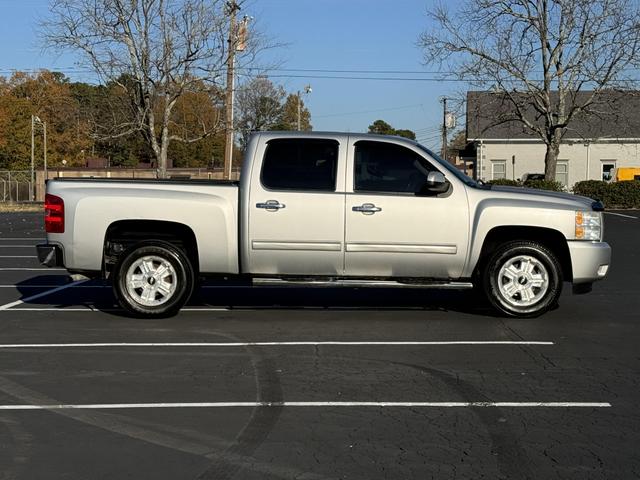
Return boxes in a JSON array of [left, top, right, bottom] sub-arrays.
[[45, 194, 64, 233]]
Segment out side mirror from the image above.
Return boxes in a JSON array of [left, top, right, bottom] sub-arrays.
[[421, 171, 449, 194]]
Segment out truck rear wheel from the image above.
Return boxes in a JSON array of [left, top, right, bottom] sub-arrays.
[[482, 240, 562, 318], [113, 242, 194, 318]]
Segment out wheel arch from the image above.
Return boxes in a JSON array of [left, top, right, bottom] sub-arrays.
[[103, 220, 199, 278], [473, 226, 572, 282]]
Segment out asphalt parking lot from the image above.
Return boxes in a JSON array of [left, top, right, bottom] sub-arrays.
[[0, 211, 638, 479]]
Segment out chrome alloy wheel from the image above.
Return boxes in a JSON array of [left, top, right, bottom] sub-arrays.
[[497, 255, 549, 308], [125, 255, 177, 307]]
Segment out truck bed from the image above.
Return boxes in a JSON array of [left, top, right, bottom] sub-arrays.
[[45, 177, 240, 275], [51, 177, 240, 187]]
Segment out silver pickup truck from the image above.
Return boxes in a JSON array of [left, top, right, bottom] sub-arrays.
[[37, 132, 611, 318]]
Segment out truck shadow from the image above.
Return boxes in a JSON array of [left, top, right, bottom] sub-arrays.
[[13, 276, 497, 317]]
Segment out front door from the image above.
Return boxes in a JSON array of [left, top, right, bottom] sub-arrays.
[[247, 137, 346, 276], [344, 139, 469, 279]]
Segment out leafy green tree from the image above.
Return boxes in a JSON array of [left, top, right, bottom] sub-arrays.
[[368, 119, 395, 135], [275, 94, 312, 131], [367, 120, 416, 140], [394, 129, 416, 140]]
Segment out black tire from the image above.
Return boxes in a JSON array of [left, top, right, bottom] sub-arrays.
[[481, 240, 562, 318], [113, 241, 194, 318]]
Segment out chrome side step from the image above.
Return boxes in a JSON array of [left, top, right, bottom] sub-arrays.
[[252, 278, 474, 290]]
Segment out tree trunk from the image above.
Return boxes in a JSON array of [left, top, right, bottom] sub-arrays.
[[544, 137, 560, 181], [157, 123, 170, 179], [157, 147, 168, 179]]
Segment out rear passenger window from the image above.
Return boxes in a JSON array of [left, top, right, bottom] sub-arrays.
[[261, 139, 339, 191]]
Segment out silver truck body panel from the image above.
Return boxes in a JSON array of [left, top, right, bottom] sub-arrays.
[[342, 135, 470, 279], [46, 181, 239, 274], [245, 133, 348, 275], [567, 241, 611, 283]]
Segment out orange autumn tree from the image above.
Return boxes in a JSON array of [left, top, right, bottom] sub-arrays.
[[0, 71, 92, 170]]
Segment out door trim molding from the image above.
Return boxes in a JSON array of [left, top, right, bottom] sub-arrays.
[[252, 241, 342, 252], [346, 243, 457, 254]]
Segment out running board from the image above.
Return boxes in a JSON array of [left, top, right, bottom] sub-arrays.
[[252, 278, 474, 289]]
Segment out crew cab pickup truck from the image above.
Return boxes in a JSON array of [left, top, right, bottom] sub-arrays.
[[37, 132, 611, 317]]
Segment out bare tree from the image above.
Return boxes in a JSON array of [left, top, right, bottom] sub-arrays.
[[43, 0, 259, 177], [235, 76, 286, 148], [420, 0, 640, 180]]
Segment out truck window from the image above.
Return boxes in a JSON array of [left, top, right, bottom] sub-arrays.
[[261, 139, 339, 191], [354, 140, 437, 193]]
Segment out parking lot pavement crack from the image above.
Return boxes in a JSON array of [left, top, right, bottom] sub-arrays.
[[389, 361, 532, 479], [194, 333, 289, 480]]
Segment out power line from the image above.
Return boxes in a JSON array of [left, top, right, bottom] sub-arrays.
[[414, 126, 441, 134], [240, 73, 482, 82], [239, 67, 456, 75], [315, 104, 424, 119]]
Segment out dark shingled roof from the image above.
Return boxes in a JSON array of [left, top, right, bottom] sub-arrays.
[[466, 90, 640, 140]]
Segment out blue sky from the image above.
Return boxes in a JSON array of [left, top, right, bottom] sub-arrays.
[[0, 0, 462, 150]]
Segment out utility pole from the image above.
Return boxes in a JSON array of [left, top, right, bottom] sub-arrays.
[[441, 97, 448, 161], [223, 0, 240, 180], [296, 85, 312, 131], [30, 115, 35, 201], [297, 90, 301, 131], [43, 121, 48, 185]]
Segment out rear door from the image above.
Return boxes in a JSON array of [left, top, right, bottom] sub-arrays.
[[247, 137, 347, 275]]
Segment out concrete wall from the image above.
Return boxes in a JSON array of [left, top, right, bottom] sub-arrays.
[[475, 140, 640, 188]]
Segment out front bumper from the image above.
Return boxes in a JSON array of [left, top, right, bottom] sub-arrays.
[[36, 244, 64, 267], [568, 241, 611, 284]]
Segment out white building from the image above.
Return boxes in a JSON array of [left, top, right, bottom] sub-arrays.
[[466, 91, 640, 188]]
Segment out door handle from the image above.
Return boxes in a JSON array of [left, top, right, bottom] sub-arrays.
[[352, 203, 382, 214], [256, 200, 286, 211]]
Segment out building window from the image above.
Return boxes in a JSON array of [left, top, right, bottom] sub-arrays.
[[601, 161, 616, 182], [556, 161, 568, 187], [491, 160, 506, 180]]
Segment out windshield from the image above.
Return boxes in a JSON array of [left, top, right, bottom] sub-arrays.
[[415, 144, 480, 188]]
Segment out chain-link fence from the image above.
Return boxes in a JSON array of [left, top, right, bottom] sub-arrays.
[[0, 171, 33, 203]]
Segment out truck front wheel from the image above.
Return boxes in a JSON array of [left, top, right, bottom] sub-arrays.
[[113, 242, 194, 318], [482, 240, 562, 318]]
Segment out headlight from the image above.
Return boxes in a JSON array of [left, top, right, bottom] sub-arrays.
[[575, 211, 601, 240]]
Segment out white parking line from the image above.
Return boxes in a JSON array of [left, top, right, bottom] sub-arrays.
[[0, 341, 554, 349], [0, 401, 611, 410], [605, 212, 639, 219], [0, 285, 104, 288], [0, 268, 66, 271], [0, 307, 232, 312], [0, 281, 87, 311]]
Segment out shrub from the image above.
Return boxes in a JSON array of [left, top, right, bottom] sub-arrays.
[[573, 180, 640, 208], [573, 180, 609, 199], [607, 181, 640, 208], [485, 178, 521, 187], [485, 178, 565, 191], [522, 179, 565, 191]]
